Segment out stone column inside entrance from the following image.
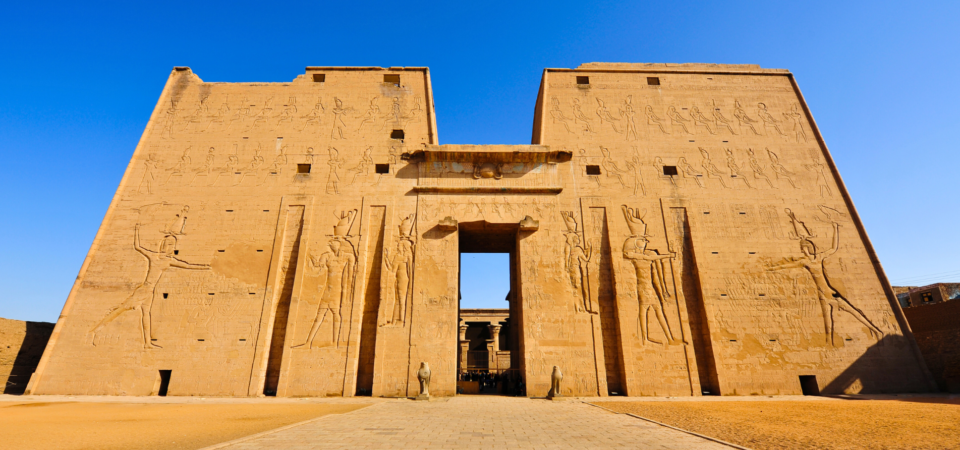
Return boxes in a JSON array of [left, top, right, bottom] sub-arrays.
[[489, 324, 501, 350], [485, 339, 497, 370], [488, 324, 501, 370], [459, 324, 469, 372]]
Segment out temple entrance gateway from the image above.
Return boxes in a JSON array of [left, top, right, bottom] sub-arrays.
[[457, 223, 522, 395], [28, 66, 935, 399]]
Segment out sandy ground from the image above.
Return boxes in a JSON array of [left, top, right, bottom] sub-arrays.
[[593, 397, 960, 450], [0, 399, 370, 450]]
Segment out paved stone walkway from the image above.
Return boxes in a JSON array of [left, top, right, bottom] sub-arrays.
[[215, 396, 730, 449]]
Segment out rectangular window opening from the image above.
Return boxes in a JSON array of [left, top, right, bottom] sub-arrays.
[[312, 73, 325, 83], [173, 250, 179, 255], [586, 165, 601, 175], [390, 129, 405, 140], [576, 76, 590, 85], [157, 370, 171, 397], [799, 375, 820, 396], [162, 293, 168, 299], [662, 166, 678, 176], [647, 77, 660, 86], [297, 164, 311, 174], [375, 163, 390, 174], [383, 74, 400, 86]]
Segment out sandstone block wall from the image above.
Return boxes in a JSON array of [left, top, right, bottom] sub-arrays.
[[0, 318, 54, 394], [903, 300, 960, 392]]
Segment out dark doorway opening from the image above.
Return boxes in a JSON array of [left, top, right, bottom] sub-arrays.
[[457, 221, 523, 396], [157, 370, 171, 396], [799, 375, 820, 395]]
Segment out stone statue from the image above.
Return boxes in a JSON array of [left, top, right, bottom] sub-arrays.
[[416, 362, 431, 400], [548, 366, 563, 399]]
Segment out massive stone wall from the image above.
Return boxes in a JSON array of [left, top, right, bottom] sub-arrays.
[[527, 63, 933, 396], [26, 63, 935, 398], [28, 67, 439, 397]]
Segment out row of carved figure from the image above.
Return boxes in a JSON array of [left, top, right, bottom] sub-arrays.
[[137, 145, 400, 194], [159, 95, 425, 139], [91, 197, 883, 354], [558, 204, 883, 347], [575, 146, 834, 196], [551, 96, 808, 142], [89, 203, 419, 351]]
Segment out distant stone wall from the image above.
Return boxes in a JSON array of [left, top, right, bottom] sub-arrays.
[[0, 318, 54, 394], [903, 301, 960, 393]]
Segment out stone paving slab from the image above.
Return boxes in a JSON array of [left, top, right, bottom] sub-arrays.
[[214, 396, 731, 449]]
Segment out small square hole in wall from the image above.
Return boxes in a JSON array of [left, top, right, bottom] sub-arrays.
[[173, 250, 179, 255], [586, 165, 601, 175], [384, 74, 400, 86], [576, 76, 590, 85], [163, 293, 168, 299], [312, 73, 325, 82], [297, 164, 311, 174], [375, 163, 390, 174], [662, 165, 678, 176], [647, 77, 660, 86], [390, 129, 405, 140]]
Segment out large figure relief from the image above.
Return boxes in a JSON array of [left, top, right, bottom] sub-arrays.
[[381, 214, 416, 327], [561, 211, 596, 314], [292, 209, 358, 349], [91, 204, 211, 348], [766, 209, 883, 346], [620, 205, 680, 345]]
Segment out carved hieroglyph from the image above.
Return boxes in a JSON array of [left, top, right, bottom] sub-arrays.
[[27, 64, 934, 399]]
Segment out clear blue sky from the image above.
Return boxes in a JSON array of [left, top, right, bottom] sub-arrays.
[[1, 1, 957, 322]]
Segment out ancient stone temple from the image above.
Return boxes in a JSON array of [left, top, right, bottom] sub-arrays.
[[27, 63, 937, 398]]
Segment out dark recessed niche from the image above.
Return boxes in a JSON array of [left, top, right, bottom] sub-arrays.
[[390, 129, 405, 140], [384, 74, 400, 86], [173, 250, 179, 255], [647, 77, 660, 85], [576, 76, 590, 85], [586, 165, 601, 175], [662, 166, 678, 176], [297, 164, 311, 174], [375, 163, 389, 174], [312, 73, 325, 82], [163, 293, 168, 299]]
